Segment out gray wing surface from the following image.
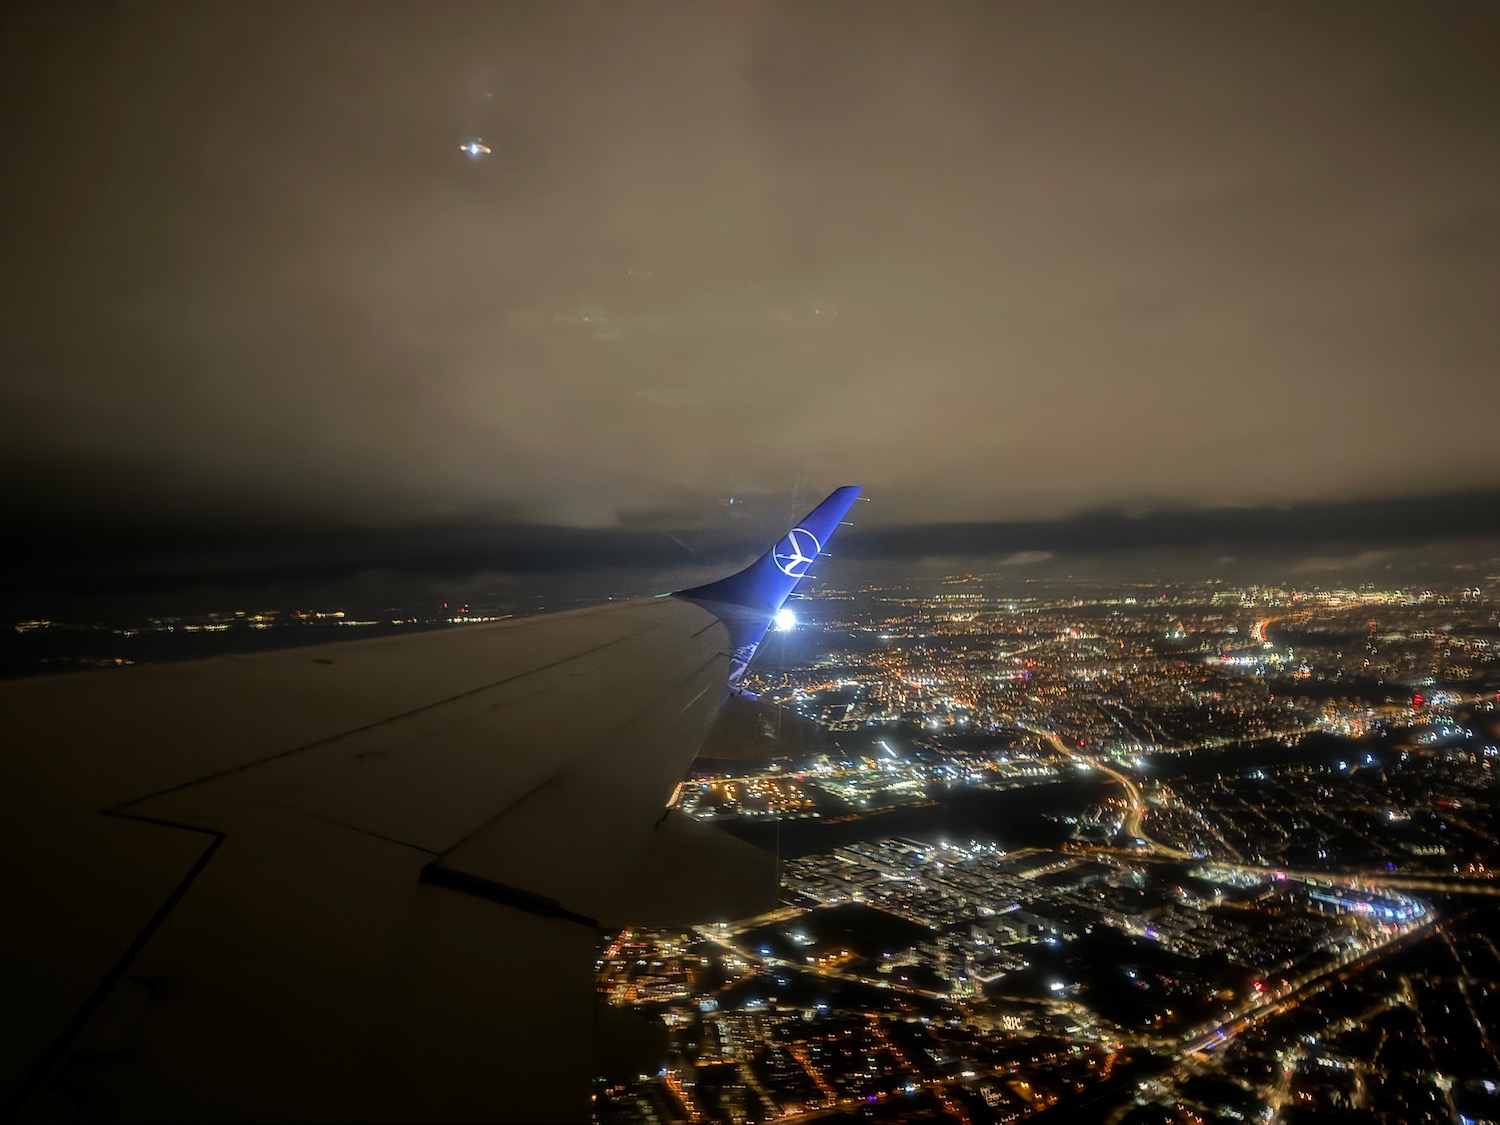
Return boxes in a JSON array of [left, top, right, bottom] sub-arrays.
[[0, 595, 777, 1123]]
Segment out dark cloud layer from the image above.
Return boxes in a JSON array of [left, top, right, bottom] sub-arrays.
[[8, 489, 1499, 603], [3, 2, 1499, 619]]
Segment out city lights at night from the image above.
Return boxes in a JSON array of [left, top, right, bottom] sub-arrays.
[[601, 577, 1500, 1123]]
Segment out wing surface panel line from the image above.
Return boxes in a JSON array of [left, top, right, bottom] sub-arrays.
[[274, 807, 445, 857], [115, 626, 649, 811], [416, 865, 598, 928], [430, 645, 728, 862], [1, 812, 224, 1123], [676, 681, 715, 716]]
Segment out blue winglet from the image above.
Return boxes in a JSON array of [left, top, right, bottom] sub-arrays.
[[675, 486, 862, 683], [675, 486, 862, 615]]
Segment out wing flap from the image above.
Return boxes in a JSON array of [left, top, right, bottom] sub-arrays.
[[428, 625, 731, 919], [0, 811, 214, 1118], [595, 810, 780, 929], [19, 813, 597, 1123]]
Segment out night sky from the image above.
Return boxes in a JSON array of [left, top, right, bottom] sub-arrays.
[[3, 2, 1499, 602]]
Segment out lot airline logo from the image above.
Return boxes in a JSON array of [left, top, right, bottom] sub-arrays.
[[773, 528, 820, 578]]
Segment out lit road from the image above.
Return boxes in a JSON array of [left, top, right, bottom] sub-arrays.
[[1168, 857, 1500, 898], [1250, 609, 1311, 644], [1154, 904, 1449, 1125], [1019, 723, 1189, 859]]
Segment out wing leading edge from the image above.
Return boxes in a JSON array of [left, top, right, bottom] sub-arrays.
[[1, 488, 861, 1123]]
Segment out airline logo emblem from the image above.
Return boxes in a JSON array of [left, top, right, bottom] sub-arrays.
[[773, 527, 820, 578]]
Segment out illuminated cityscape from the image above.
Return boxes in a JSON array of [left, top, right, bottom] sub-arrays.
[[592, 574, 1500, 1123]]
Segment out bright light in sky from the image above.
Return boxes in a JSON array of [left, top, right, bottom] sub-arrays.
[[773, 608, 797, 631]]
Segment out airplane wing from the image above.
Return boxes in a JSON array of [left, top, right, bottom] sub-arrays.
[[0, 487, 862, 1124]]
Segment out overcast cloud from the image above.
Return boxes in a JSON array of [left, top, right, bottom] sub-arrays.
[[3, 2, 1498, 592]]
